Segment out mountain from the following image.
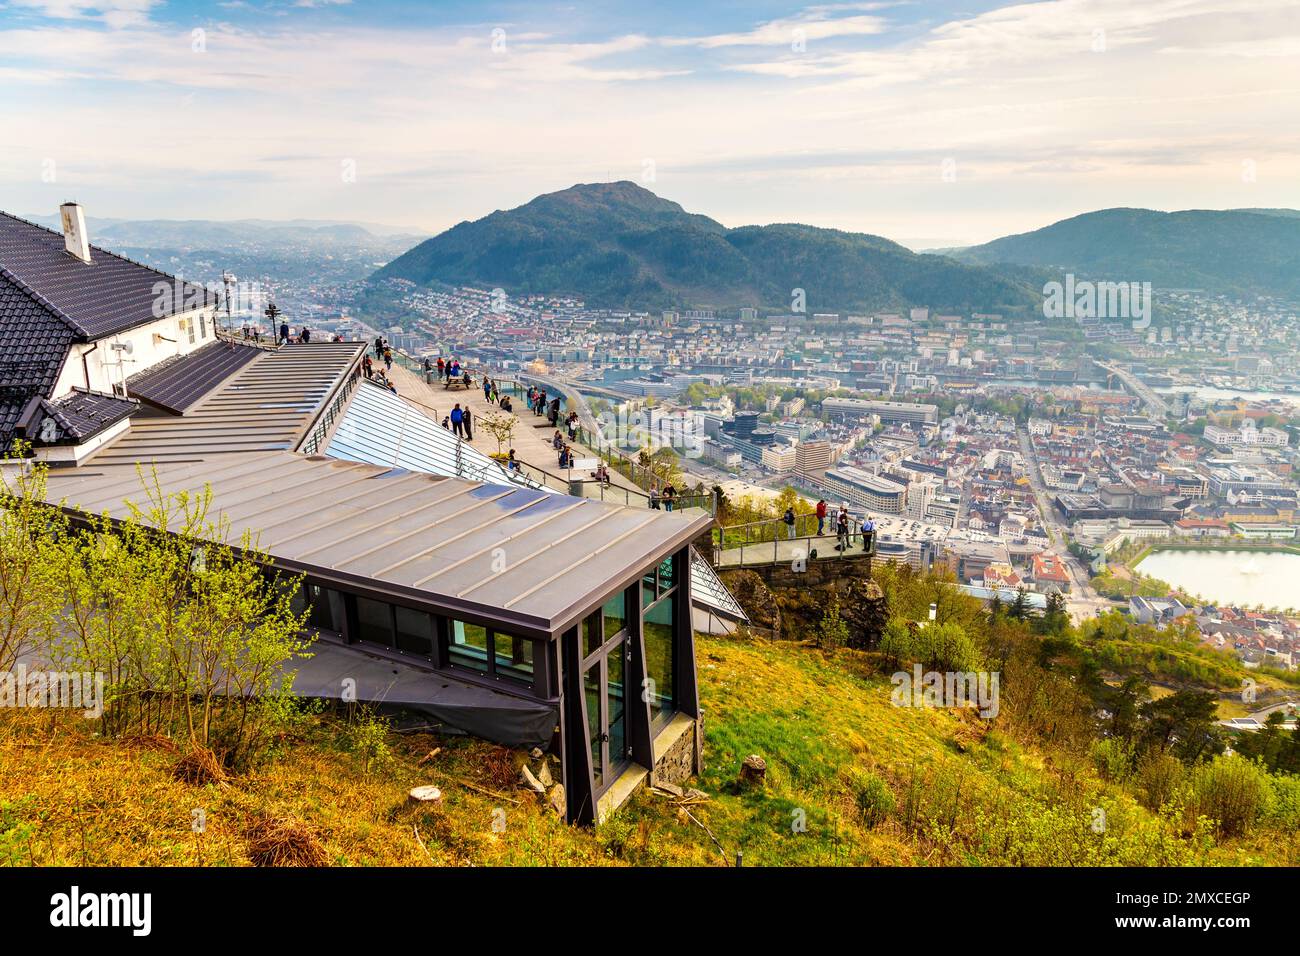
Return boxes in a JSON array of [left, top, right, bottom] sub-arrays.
[[23, 215, 426, 249], [373, 181, 1039, 314], [948, 208, 1300, 298]]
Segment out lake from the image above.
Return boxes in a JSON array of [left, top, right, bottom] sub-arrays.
[[1135, 548, 1300, 610]]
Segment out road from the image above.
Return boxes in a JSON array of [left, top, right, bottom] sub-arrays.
[[1017, 426, 1113, 620], [1095, 361, 1171, 418]]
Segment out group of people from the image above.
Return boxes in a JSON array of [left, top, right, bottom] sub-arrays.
[[360, 353, 398, 393], [444, 402, 473, 440], [648, 483, 678, 512], [786, 498, 875, 552]]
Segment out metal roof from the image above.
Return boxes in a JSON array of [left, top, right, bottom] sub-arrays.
[[44, 449, 711, 639], [89, 341, 363, 466], [126, 339, 264, 414]]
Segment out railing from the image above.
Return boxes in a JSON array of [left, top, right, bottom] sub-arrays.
[[299, 363, 363, 456], [711, 514, 877, 568]]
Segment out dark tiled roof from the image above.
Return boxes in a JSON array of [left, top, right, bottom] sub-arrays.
[[36, 388, 138, 444], [0, 211, 217, 340], [0, 266, 79, 450], [127, 339, 264, 414]]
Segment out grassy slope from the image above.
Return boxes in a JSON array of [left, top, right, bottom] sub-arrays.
[[1, 633, 1293, 866]]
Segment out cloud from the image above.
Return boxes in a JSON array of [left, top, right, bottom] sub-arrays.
[[7, 0, 159, 28]]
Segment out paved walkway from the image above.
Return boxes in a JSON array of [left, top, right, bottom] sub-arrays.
[[382, 359, 644, 497], [715, 532, 876, 568]]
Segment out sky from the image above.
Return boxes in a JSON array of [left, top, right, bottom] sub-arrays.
[[2, 0, 1298, 247]]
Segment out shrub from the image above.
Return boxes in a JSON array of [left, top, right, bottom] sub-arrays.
[[854, 774, 895, 829], [1091, 737, 1135, 783], [1189, 755, 1272, 838], [1134, 751, 1183, 811]]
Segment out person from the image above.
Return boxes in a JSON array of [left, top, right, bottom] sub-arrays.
[[450, 403, 464, 438], [462, 370, 471, 388], [663, 484, 676, 512], [362, 355, 374, 379], [783, 506, 797, 539], [436, 356, 445, 378], [279, 321, 290, 346], [374, 336, 384, 359], [383, 347, 393, 371], [386, 379, 398, 395], [462, 407, 473, 441], [649, 484, 660, 510], [816, 498, 828, 536], [300, 326, 311, 343], [490, 380, 499, 404], [507, 448, 519, 472], [861, 514, 875, 552], [548, 397, 560, 427], [332, 333, 343, 342], [442, 415, 451, 430], [558, 445, 571, 469], [836, 508, 851, 552], [552, 430, 563, 450], [483, 376, 493, 402], [567, 412, 578, 441], [500, 395, 512, 413]]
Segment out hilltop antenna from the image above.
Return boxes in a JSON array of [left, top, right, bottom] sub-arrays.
[[221, 270, 237, 334]]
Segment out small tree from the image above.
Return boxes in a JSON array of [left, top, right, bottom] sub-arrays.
[[480, 410, 517, 458], [0, 447, 63, 672]]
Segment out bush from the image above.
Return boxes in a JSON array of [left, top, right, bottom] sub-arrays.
[[1264, 773, 1300, 831], [1134, 751, 1183, 811], [854, 774, 895, 829], [1189, 755, 1272, 838], [1091, 737, 1136, 783]]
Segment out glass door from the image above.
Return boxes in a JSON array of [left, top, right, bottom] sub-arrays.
[[585, 634, 631, 793]]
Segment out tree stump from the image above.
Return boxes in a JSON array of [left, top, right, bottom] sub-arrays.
[[407, 785, 442, 804], [738, 754, 767, 788]]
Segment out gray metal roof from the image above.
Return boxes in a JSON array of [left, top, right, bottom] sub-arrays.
[[126, 339, 265, 414], [44, 449, 711, 639], [90, 341, 363, 466]]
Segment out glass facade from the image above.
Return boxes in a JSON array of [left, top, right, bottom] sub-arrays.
[[643, 590, 675, 727]]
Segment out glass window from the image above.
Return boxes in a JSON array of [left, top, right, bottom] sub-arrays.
[[643, 593, 676, 727], [657, 555, 675, 593], [603, 591, 626, 640], [642, 569, 657, 608], [583, 610, 603, 658], [395, 605, 433, 656], [199, 314, 207, 339], [449, 620, 489, 672], [494, 633, 534, 684], [585, 664, 602, 788], [307, 585, 339, 633], [356, 597, 395, 648]]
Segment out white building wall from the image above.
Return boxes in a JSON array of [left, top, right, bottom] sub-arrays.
[[52, 305, 217, 399]]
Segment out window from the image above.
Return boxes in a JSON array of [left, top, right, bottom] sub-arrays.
[[199, 314, 207, 339], [356, 597, 395, 648], [641, 554, 677, 607], [643, 591, 676, 727], [585, 591, 627, 658], [447, 621, 536, 686], [395, 606, 433, 656], [449, 620, 489, 672]]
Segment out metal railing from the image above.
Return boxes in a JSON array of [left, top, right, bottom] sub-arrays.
[[299, 363, 363, 456], [711, 513, 877, 568]]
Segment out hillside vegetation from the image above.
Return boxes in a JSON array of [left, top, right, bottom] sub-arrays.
[[374, 181, 1039, 314], [950, 207, 1300, 298]]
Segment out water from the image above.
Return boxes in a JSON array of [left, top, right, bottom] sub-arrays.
[[1155, 385, 1300, 409], [1135, 548, 1300, 610]]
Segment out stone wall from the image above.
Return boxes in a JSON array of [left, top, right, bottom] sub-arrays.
[[651, 713, 702, 788]]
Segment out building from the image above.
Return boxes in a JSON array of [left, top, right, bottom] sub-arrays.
[[4, 214, 749, 827], [0, 204, 221, 463], [822, 397, 939, 425], [795, 439, 832, 477], [822, 466, 908, 514]]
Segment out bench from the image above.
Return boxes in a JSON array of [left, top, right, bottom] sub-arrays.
[[443, 379, 473, 391]]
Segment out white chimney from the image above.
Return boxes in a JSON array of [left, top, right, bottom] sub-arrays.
[[59, 202, 91, 263]]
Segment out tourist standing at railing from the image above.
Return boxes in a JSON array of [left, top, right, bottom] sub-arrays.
[[373, 336, 384, 359], [300, 326, 311, 343], [836, 508, 851, 551], [362, 355, 374, 379], [279, 321, 290, 346], [649, 484, 660, 510], [663, 484, 676, 512], [816, 498, 828, 536], [784, 506, 797, 539], [436, 356, 445, 379], [861, 515, 875, 553]]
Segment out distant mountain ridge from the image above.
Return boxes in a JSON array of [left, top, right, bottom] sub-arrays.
[[373, 181, 1039, 314], [23, 214, 427, 247], [948, 207, 1300, 298]]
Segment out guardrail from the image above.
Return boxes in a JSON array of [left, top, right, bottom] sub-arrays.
[[711, 513, 877, 567]]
